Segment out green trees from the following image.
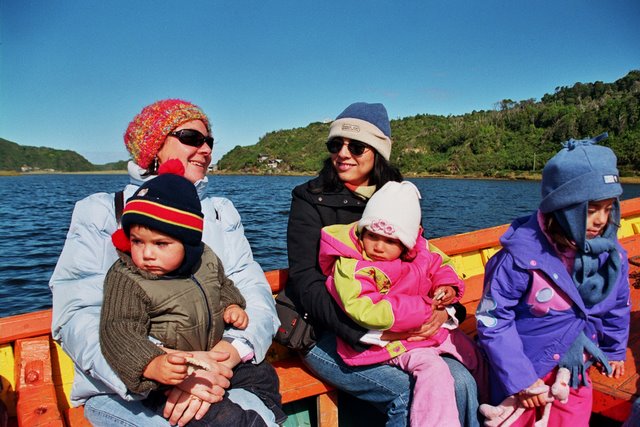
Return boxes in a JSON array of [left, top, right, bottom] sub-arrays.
[[219, 70, 639, 177], [0, 139, 130, 172], [0, 139, 95, 172]]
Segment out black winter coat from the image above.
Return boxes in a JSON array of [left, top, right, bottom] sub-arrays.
[[287, 176, 369, 349]]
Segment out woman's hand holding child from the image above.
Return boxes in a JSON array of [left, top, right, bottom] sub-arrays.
[[382, 308, 449, 342], [381, 283, 457, 342], [164, 385, 211, 427], [163, 350, 234, 425]]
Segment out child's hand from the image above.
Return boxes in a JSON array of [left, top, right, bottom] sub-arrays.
[[143, 351, 192, 385], [607, 360, 625, 378], [517, 379, 551, 409], [223, 304, 249, 329], [432, 285, 456, 309]]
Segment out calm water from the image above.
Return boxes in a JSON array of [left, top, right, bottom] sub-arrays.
[[1, 174, 639, 318]]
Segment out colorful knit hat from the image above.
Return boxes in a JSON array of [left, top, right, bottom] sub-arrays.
[[358, 181, 422, 249], [112, 159, 205, 276], [124, 99, 211, 169], [328, 102, 393, 160]]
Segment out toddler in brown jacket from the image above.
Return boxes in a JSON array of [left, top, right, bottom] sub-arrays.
[[99, 159, 283, 426]]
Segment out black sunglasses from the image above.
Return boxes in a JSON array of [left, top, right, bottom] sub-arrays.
[[169, 129, 214, 149], [326, 138, 370, 156]]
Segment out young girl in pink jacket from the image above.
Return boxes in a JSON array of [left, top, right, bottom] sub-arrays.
[[319, 181, 487, 427]]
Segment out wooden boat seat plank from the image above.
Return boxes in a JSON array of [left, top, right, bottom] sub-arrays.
[[64, 407, 91, 427], [14, 336, 65, 426], [273, 358, 334, 403], [0, 311, 51, 345]]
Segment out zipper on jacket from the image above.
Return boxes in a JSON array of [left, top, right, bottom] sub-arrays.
[[191, 275, 212, 340]]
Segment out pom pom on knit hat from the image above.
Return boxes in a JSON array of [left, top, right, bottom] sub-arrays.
[[358, 181, 422, 249], [157, 158, 185, 176], [539, 132, 622, 213], [114, 158, 205, 275], [124, 99, 210, 169], [328, 102, 393, 160], [111, 228, 131, 253]]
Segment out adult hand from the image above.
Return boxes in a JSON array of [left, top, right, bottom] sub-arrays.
[[163, 388, 212, 426], [379, 330, 409, 341], [163, 351, 233, 424], [405, 308, 449, 341], [177, 354, 233, 401], [379, 308, 449, 342]]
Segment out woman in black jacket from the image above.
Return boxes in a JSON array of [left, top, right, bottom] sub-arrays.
[[285, 102, 480, 426]]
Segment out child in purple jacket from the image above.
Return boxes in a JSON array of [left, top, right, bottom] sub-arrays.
[[476, 133, 629, 426]]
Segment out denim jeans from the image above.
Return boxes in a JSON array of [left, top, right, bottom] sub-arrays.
[[302, 332, 480, 427], [230, 360, 286, 424], [623, 396, 640, 427], [138, 389, 268, 427], [84, 388, 278, 427]]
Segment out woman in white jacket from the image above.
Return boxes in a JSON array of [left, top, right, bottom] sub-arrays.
[[49, 99, 280, 427]]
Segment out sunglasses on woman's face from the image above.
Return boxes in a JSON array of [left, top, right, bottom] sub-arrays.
[[169, 129, 214, 149], [326, 138, 370, 156]]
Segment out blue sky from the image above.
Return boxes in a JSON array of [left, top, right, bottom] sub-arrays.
[[1, 1, 638, 165]]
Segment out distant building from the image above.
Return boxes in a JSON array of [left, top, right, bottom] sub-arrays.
[[267, 159, 283, 168], [256, 154, 283, 169]]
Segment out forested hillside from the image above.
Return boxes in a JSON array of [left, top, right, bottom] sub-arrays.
[[0, 138, 127, 172], [0, 138, 95, 172], [2, 71, 638, 175], [218, 70, 640, 177]]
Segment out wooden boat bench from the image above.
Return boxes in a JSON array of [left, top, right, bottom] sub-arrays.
[[264, 269, 339, 427], [0, 271, 338, 427], [2, 197, 639, 426]]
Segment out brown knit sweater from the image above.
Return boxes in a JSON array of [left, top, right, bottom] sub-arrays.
[[99, 244, 245, 394]]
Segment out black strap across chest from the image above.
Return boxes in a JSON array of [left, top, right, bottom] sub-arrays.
[[115, 190, 124, 225]]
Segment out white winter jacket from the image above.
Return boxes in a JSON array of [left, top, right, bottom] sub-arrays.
[[50, 162, 279, 405]]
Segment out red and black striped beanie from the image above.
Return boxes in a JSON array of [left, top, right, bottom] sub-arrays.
[[113, 160, 205, 275]]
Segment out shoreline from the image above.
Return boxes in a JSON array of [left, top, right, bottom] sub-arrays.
[[3, 169, 640, 184]]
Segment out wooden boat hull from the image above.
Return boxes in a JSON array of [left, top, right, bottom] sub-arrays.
[[2, 197, 640, 426]]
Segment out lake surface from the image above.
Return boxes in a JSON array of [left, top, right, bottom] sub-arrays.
[[1, 174, 639, 317]]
